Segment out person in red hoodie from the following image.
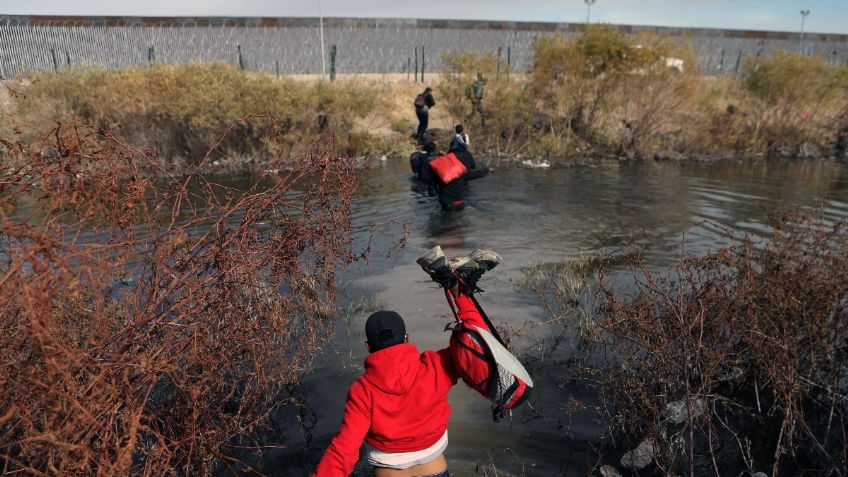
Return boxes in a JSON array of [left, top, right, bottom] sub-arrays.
[[311, 265, 492, 477]]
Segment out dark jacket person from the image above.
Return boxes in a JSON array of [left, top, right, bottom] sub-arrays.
[[414, 87, 436, 142], [431, 151, 491, 211]]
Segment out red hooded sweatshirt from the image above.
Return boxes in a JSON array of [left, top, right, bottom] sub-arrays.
[[312, 295, 488, 477]]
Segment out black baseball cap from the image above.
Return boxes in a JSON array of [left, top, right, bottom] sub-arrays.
[[365, 311, 406, 352]]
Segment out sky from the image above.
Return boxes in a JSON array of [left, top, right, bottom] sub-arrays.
[[1, 0, 846, 35]]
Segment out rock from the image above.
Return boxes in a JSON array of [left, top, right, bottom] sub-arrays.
[[664, 398, 707, 425], [212, 160, 220, 166], [620, 438, 656, 470], [599, 464, 623, 477]]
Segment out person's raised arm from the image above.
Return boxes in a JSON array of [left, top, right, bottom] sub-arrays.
[[311, 381, 371, 477], [450, 286, 489, 331]]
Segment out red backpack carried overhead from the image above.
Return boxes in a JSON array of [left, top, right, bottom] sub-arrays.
[[428, 153, 467, 184]]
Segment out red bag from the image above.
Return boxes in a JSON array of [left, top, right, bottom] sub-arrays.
[[428, 153, 467, 184], [450, 323, 533, 421]]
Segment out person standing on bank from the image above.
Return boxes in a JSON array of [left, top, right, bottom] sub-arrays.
[[466, 73, 485, 127], [414, 87, 436, 143]]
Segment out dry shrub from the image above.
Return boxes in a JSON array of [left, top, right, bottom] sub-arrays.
[[563, 214, 848, 475], [0, 116, 360, 475], [529, 26, 700, 160], [439, 29, 848, 162], [440, 26, 703, 160], [738, 51, 848, 155], [439, 51, 532, 157], [2, 64, 384, 165], [524, 213, 847, 475]]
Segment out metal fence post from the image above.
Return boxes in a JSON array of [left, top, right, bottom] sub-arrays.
[[238, 44, 244, 71], [734, 51, 742, 75], [407, 57, 411, 81], [414, 47, 418, 83], [496, 47, 502, 80], [421, 46, 425, 82], [718, 48, 725, 72], [275, 60, 280, 77], [507, 46, 511, 77], [330, 44, 337, 81], [51, 49, 58, 72], [65, 50, 71, 67]]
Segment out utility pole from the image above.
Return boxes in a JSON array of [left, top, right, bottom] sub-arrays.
[[585, 0, 597, 24], [799, 10, 810, 55], [319, 0, 326, 78]]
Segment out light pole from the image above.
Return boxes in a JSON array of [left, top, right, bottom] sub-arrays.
[[585, 0, 597, 24], [319, 0, 326, 78], [799, 10, 810, 55]]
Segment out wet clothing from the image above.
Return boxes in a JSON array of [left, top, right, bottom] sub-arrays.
[[449, 133, 470, 153], [415, 91, 436, 141], [312, 299, 488, 477]]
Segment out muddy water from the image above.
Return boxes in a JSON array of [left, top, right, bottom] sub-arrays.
[[251, 158, 848, 476]]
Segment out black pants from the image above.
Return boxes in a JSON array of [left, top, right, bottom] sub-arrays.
[[416, 110, 429, 141]]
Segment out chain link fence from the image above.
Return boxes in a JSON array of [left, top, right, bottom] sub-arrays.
[[1, 16, 846, 78]]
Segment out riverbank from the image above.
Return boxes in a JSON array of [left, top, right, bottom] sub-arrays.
[[2, 27, 847, 176]]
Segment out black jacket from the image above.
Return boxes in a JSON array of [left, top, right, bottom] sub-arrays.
[[416, 92, 436, 113], [437, 164, 489, 207]]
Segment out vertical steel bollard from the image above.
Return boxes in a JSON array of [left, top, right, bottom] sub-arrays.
[[421, 46, 425, 82], [414, 47, 419, 83], [51, 49, 58, 72], [238, 44, 244, 71], [330, 44, 336, 81]]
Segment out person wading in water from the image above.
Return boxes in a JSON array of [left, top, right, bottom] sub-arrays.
[[310, 266, 494, 477]]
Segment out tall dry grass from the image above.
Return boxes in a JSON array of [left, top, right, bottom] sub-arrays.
[[0, 63, 399, 168]]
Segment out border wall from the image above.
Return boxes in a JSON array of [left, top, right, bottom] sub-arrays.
[[1, 15, 847, 78]]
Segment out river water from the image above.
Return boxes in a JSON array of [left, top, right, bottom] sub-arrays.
[[247, 158, 848, 476]]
